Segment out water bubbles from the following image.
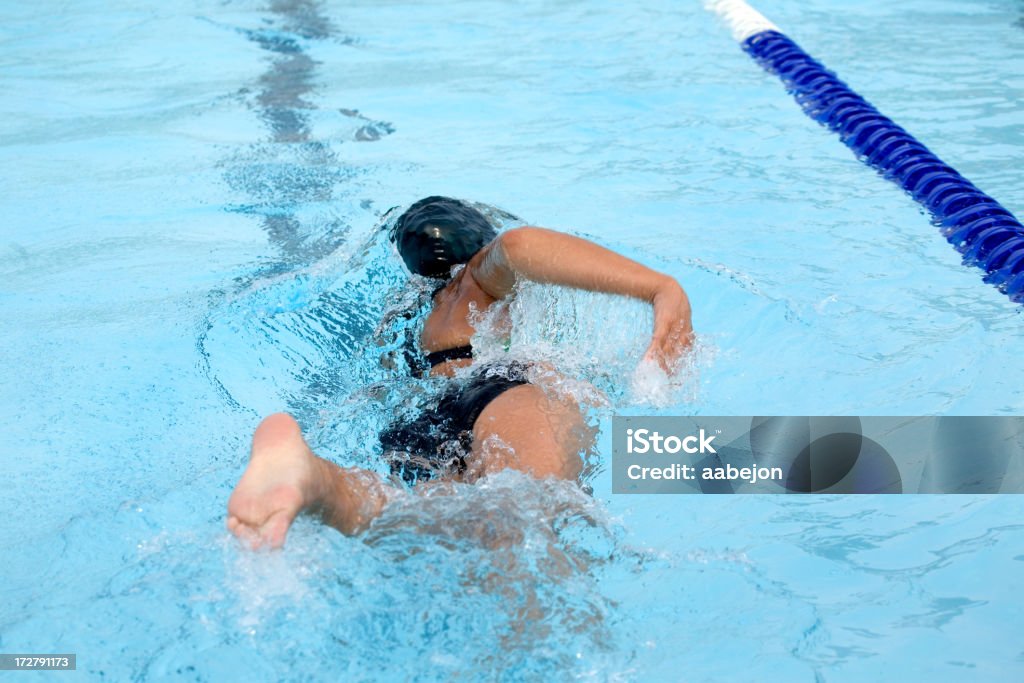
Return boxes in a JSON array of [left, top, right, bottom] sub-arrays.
[[470, 280, 707, 409]]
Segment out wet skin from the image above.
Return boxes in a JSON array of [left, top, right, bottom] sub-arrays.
[[228, 226, 692, 548]]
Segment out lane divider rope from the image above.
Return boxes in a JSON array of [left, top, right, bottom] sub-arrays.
[[706, 0, 1024, 301]]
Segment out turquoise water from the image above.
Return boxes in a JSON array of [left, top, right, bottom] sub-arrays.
[[2, 0, 1024, 680]]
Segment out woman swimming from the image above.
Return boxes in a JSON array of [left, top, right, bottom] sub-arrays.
[[227, 196, 693, 548]]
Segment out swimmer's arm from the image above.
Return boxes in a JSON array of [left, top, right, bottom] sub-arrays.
[[468, 226, 693, 365], [470, 227, 666, 299]]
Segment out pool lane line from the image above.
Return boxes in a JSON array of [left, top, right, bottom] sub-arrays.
[[706, 0, 1024, 302]]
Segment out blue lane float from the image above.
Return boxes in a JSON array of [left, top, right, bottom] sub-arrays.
[[707, 0, 1024, 302]]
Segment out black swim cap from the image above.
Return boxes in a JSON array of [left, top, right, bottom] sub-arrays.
[[390, 196, 498, 278]]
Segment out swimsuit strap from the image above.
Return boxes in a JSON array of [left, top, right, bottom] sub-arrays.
[[425, 345, 474, 368]]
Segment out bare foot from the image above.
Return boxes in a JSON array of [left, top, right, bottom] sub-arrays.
[[227, 413, 327, 549]]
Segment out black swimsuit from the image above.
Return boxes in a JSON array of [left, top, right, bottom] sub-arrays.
[[423, 344, 474, 367], [379, 352, 530, 484]]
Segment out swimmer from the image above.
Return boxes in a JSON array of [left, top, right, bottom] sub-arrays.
[[227, 196, 693, 548]]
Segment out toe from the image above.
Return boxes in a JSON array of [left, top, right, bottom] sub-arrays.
[[262, 510, 294, 549]]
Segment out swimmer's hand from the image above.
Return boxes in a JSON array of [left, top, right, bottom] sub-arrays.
[[644, 278, 693, 372]]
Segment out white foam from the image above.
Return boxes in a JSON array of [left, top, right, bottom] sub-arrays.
[[704, 0, 779, 42]]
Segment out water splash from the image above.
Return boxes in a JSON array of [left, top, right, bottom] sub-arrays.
[[471, 278, 710, 409], [212, 470, 635, 680]]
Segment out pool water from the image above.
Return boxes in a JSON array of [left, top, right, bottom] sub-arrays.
[[2, 0, 1023, 680]]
